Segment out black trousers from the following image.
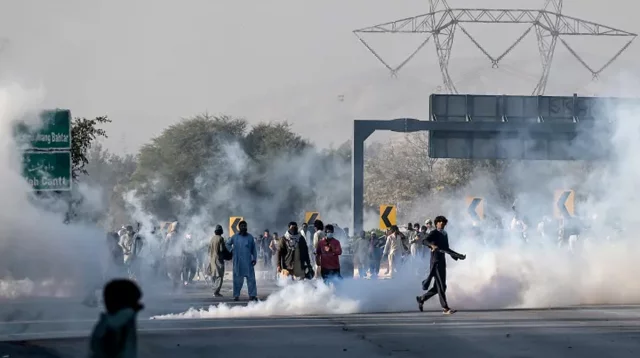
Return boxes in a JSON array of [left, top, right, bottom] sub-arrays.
[[321, 268, 342, 282], [419, 261, 449, 310]]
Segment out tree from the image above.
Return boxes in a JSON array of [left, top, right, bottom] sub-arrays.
[[244, 121, 309, 161], [130, 114, 248, 217], [82, 142, 137, 228], [364, 133, 442, 206], [71, 116, 111, 180]]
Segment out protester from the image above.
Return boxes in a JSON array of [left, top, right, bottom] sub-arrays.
[[89, 279, 144, 358], [416, 216, 466, 315], [383, 225, 406, 278], [315, 224, 343, 282], [312, 220, 325, 278], [277, 222, 314, 280], [226, 220, 258, 301], [208, 225, 228, 297]]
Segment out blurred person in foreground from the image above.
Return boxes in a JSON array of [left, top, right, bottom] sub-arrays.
[[277, 222, 314, 280], [316, 224, 343, 282], [416, 216, 466, 315], [226, 220, 258, 301], [89, 279, 143, 358]]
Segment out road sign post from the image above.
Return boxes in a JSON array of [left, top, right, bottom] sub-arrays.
[[229, 216, 244, 236], [22, 152, 72, 191], [304, 212, 320, 226], [554, 190, 575, 218], [16, 109, 73, 192], [15, 110, 72, 150], [379, 205, 397, 230], [465, 197, 484, 221]]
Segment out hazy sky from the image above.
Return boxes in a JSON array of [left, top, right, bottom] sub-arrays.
[[0, 0, 637, 153]]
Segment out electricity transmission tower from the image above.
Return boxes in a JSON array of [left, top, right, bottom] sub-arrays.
[[353, 0, 636, 95]]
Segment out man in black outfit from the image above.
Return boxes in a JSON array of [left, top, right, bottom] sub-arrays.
[[416, 216, 466, 315]]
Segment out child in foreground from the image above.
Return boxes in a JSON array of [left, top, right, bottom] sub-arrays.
[[89, 279, 144, 358]]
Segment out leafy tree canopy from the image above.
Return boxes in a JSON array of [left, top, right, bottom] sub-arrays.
[[71, 116, 111, 180], [244, 121, 309, 161], [131, 114, 247, 196]]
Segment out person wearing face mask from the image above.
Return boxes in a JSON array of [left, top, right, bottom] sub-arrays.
[[226, 220, 258, 301], [316, 224, 343, 282], [277, 222, 314, 280]]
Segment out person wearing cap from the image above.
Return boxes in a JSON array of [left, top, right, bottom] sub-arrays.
[[208, 225, 226, 297]]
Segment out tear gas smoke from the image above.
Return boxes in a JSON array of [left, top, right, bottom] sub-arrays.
[[152, 279, 360, 319], [0, 84, 109, 298], [153, 77, 640, 320]]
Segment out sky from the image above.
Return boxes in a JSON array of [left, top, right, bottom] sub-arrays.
[[0, 0, 637, 154]]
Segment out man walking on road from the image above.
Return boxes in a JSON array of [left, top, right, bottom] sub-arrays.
[[416, 216, 466, 315], [208, 225, 227, 297], [226, 220, 258, 301]]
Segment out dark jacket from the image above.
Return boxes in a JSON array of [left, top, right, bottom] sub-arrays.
[[423, 229, 464, 265], [277, 236, 312, 274]]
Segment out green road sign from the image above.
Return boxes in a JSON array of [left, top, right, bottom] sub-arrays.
[[15, 109, 71, 150], [22, 151, 72, 191]]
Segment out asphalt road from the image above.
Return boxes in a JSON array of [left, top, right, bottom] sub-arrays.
[[1, 274, 640, 357], [2, 302, 640, 357]]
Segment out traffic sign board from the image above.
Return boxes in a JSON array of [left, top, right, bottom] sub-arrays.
[[22, 151, 72, 191], [15, 110, 71, 150], [554, 190, 575, 218], [465, 197, 484, 221], [304, 212, 320, 226], [379, 205, 397, 230], [229, 217, 244, 236]]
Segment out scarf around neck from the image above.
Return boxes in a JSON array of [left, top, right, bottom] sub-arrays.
[[284, 231, 300, 251]]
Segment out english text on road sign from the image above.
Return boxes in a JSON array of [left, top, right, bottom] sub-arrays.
[[379, 205, 397, 230], [304, 212, 320, 226], [465, 197, 484, 221], [22, 151, 72, 191], [15, 109, 72, 150], [229, 217, 244, 236], [554, 190, 575, 218]]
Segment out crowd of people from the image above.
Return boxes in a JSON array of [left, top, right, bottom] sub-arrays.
[[101, 217, 470, 299], [100, 209, 596, 297], [87, 210, 607, 357]]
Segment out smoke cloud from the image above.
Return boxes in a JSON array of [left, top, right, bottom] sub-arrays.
[[0, 84, 109, 298], [2, 73, 640, 322], [152, 75, 640, 320]]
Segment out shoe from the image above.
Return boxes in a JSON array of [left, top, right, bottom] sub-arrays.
[[443, 308, 457, 315], [416, 296, 424, 312], [249, 296, 258, 302], [213, 293, 223, 297], [233, 297, 239, 301]]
